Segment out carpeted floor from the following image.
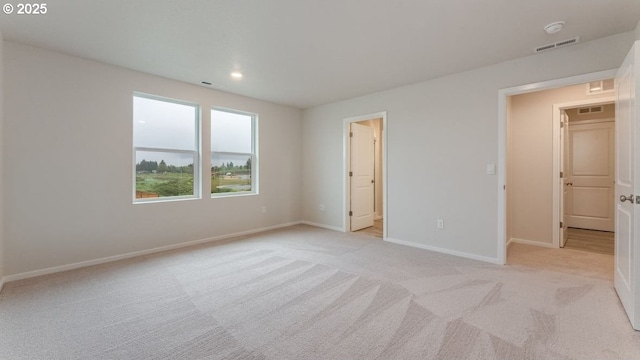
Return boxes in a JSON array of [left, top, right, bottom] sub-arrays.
[[1, 225, 638, 359]]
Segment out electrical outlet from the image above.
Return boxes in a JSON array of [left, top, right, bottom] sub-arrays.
[[261, 206, 267, 213], [319, 204, 325, 211], [437, 219, 444, 229]]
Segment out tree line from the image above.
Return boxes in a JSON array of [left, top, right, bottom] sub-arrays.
[[211, 158, 251, 174], [136, 159, 194, 174], [137, 157, 251, 175]]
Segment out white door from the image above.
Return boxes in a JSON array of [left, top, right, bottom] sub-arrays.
[[561, 112, 569, 247], [566, 121, 615, 231], [614, 41, 639, 330], [350, 122, 375, 231]]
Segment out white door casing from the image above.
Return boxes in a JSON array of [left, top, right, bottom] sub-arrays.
[[567, 120, 615, 232], [561, 111, 569, 247], [614, 41, 639, 330], [350, 122, 375, 231]]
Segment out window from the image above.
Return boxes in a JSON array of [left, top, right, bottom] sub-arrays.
[[133, 94, 200, 201], [211, 108, 257, 196]]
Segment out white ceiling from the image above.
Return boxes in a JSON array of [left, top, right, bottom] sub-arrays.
[[1, 1, 639, 109]]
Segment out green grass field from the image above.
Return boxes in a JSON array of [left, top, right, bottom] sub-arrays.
[[211, 176, 251, 193], [136, 172, 194, 197], [136, 172, 251, 197]]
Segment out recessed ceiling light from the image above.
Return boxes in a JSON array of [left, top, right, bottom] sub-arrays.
[[544, 21, 565, 34], [231, 71, 243, 79]]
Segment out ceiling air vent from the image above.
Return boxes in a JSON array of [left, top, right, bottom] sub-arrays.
[[534, 36, 580, 54]]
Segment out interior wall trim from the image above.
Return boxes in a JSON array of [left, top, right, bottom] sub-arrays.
[[2, 221, 303, 284], [386, 237, 502, 265], [300, 221, 344, 232], [509, 237, 556, 248]]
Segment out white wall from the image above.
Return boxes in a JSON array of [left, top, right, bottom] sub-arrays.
[[508, 84, 614, 246], [0, 32, 4, 289], [302, 31, 635, 262], [3, 42, 303, 276]]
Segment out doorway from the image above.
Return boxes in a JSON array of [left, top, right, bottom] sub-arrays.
[[560, 102, 615, 255], [501, 40, 640, 331], [504, 84, 617, 285], [343, 112, 387, 239], [554, 99, 615, 255], [498, 69, 617, 264], [506, 84, 615, 250]]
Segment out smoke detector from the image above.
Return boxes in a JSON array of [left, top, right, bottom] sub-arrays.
[[544, 21, 565, 34]]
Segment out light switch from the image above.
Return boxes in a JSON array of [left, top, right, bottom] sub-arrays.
[[486, 164, 496, 175]]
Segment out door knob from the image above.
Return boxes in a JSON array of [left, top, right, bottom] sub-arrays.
[[620, 194, 634, 203]]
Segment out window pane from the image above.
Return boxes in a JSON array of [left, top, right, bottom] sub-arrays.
[[135, 151, 195, 198], [211, 109, 252, 153], [134, 96, 196, 150], [211, 153, 252, 194]]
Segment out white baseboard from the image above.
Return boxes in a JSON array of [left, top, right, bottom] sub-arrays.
[[300, 221, 345, 233], [385, 237, 502, 265], [3, 221, 303, 283], [509, 238, 556, 248]]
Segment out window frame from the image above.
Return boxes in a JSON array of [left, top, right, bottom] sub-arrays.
[[210, 107, 258, 197], [132, 92, 201, 203]]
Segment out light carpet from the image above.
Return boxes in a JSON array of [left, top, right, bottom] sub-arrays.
[[1, 225, 639, 359]]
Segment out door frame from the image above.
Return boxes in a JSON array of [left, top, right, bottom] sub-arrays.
[[498, 69, 617, 264], [343, 111, 388, 238], [552, 98, 615, 247]]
